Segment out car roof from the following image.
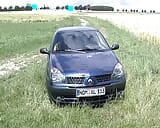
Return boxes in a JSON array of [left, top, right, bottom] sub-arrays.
[[56, 26, 97, 32]]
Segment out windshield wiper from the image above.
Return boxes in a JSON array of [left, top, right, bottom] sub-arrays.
[[76, 48, 102, 51], [56, 48, 106, 53], [57, 49, 86, 53]]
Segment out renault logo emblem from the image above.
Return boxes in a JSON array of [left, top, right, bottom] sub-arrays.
[[87, 78, 94, 86]]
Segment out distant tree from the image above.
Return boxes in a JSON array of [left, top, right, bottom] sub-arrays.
[[136, 10, 138, 13], [125, 9, 127, 12], [3, 7, 7, 11], [61, 6, 64, 10], [56, 6, 60, 10], [15, 6, 20, 11], [65, 5, 68, 10], [83, 5, 87, 10], [142, 10, 143, 13], [153, 10, 155, 13], [25, 4, 32, 11], [150, 10, 152, 13], [0, 6, 2, 11], [20, 6, 25, 11], [45, 6, 49, 9], [130, 9, 132, 12], [122, 9, 124, 12], [74, 6, 78, 10], [133, 10, 135, 12], [144, 10, 146, 13], [117, 9, 119, 12], [78, 5, 82, 10], [8, 6, 13, 11]]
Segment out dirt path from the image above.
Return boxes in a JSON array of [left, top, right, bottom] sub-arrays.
[[80, 18, 89, 26], [0, 54, 44, 77]]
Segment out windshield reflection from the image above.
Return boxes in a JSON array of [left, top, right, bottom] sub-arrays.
[[52, 30, 109, 52]]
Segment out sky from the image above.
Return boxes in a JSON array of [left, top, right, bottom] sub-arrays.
[[0, 0, 160, 11]]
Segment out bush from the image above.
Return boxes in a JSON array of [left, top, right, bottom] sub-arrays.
[[15, 6, 21, 11], [83, 5, 89, 10], [78, 5, 82, 10], [45, 7, 49, 9], [75, 6, 78, 10], [56, 6, 60, 10], [39, 6, 49, 10], [25, 5, 32, 10], [61, 6, 64, 10], [3, 7, 7, 11], [90, 6, 114, 11], [65, 5, 68, 10], [8, 6, 13, 11], [20, 6, 25, 11]]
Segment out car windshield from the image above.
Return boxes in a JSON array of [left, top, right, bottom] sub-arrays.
[[52, 30, 110, 52]]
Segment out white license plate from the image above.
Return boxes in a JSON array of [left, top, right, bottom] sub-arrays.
[[76, 87, 105, 97]]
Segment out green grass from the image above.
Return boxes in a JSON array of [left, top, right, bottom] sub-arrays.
[[0, 15, 160, 128], [0, 16, 80, 60]]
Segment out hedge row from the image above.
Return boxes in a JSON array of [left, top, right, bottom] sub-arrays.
[[90, 6, 114, 11]]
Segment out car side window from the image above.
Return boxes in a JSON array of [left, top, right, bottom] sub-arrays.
[[53, 43, 60, 51], [52, 32, 68, 52]]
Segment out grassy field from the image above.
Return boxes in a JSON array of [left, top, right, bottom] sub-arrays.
[[0, 15, 160, 128], [0, 15, 78, 60]]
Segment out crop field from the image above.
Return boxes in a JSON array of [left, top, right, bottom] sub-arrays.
[[0, 14, 160, 128], [87, 13, 160, 45]]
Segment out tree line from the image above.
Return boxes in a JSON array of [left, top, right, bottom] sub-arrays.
[[0, 4, 156, 13], [117, 9, 156, 13], [0, 4, 32, 11]]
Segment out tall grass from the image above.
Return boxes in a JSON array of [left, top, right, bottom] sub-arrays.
[[138, 32, 160, 46], [0, 16, 160, 128]]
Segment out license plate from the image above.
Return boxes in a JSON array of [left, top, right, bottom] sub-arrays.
[[76, 87, 105, 97]]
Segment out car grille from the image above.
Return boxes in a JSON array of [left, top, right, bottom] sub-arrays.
[[66, 77, 85, 84], [95, 74, 111, 83], [66, 74, 111, 84]]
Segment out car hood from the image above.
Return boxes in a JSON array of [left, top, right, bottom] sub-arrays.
[[50, 51, 118, 76]]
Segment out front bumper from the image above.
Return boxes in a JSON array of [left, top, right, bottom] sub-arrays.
[[47, 77, 126, 104]]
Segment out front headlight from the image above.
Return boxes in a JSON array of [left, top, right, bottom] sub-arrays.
[[111, 63, 124, 79], [50, 68, 65, 83]]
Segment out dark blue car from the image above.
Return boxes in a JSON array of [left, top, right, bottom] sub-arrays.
[[40, 26, 126, 105]]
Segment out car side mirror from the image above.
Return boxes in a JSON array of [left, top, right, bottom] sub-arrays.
[[40, 48, 49, 54], [111, 44, 119, 50]]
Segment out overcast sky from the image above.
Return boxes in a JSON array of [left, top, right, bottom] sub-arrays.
[[0, 0, 160, 11]]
